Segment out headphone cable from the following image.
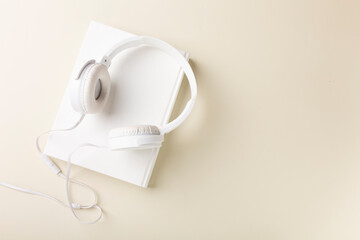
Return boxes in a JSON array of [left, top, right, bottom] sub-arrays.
[[0, 114, 104, 224]]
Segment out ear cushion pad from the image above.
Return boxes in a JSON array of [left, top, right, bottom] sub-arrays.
[[109, 125, 160, 138], [81, 63, 111, 113]]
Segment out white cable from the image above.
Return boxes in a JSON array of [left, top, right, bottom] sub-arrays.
[[36, 114, 85, 153], [0, 181, 69, 208], [0, 114, 104, 224], [65, 143, 108, 224]]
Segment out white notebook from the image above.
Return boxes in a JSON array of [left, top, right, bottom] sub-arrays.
[[44, 21, 188, 187]]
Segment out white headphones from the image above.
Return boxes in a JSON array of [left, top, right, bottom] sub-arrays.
[[69, 36, 197, 150], [0, 36, 197, 224]]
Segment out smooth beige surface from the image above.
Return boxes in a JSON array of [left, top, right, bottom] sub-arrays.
[[0, 0, 360, 239]]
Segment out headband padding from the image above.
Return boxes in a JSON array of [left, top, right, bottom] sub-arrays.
[[109, 125, 160, 138], [81, 63, 111, 114]]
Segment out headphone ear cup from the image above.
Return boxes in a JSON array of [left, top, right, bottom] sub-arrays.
[[110, 125, 160, 137], [70, 63, 111, 114], [108, 125, 164, 150]]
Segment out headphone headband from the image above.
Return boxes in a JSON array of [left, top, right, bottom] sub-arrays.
[[100, 36, 197, 134]]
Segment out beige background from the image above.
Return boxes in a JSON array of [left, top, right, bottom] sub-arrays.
[[0, 0, 360, 239]]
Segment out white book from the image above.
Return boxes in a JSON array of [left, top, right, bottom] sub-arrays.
[[44, 21, 188, 187]]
